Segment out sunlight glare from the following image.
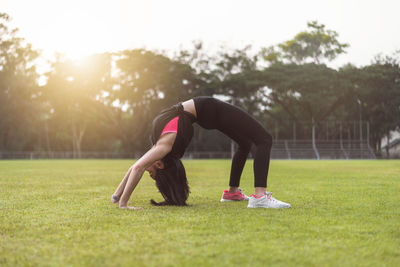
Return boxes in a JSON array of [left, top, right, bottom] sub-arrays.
[[32, 1, 150, 61], [51, 11, 109, 60]]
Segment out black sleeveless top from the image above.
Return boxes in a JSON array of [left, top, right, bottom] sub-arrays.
[[150, 103, 196, 159]]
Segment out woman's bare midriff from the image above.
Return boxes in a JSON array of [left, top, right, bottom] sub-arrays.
[[182, 99, 197, 118]]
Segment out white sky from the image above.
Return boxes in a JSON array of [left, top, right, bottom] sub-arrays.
[[2, 0, 400, 69]]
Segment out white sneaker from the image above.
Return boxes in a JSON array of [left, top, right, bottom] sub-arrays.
[[247, 192, 291, 209]]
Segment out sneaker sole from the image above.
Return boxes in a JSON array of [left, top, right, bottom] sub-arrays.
[[247, 204, 291, 209]]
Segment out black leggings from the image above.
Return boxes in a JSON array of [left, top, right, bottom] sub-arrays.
[[193, 97, 273, 188]]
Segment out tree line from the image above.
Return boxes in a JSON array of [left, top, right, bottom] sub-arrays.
[[1, 13, 399, 157]]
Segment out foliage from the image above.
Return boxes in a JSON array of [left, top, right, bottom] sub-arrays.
[[43, 54, 113, 156], [0, 13, 399, 155], [358, 55, 400, 152], [261, 21, 349, 64], [0, 13, 40, 151], [112, 49, 201, 152]]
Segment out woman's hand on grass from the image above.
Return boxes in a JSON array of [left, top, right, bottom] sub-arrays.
[[111, 196, 119, 204]]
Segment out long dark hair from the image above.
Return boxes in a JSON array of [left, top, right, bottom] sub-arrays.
[[151, 156, 190, 206]]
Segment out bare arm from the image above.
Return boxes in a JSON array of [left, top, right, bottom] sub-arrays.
[[111, 167, 133, 203], [118, 133, 176, 209]]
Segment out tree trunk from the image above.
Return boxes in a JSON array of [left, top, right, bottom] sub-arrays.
[[71, 123, 86, 159], [44, 120, 51, 152], [386, 131, 390, 158], [72, 125, 77, 158], [76, 125, 86, 159]]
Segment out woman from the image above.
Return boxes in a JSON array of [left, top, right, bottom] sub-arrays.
[[111, 96, 291, 209]]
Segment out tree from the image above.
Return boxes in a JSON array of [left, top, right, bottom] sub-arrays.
[[43, 53, 113, 157], [0, 13, 40, 151], [357, 54, 400, 155], [174, 41, 221, 97], [261, 21, 349, 65], [176, 43, 265, 112], [262, 63, 356, 139], [205, 45, 268, 118], [258, 21, 351, 140], [112, 49, 200, 152]]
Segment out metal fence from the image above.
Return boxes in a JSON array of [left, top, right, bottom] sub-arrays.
[[0, 151, 139, 160], [0, 139, 377, 160], [270, 139, 376, 159]]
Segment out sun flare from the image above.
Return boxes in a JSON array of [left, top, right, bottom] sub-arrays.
[[47, 13, 109, 60], [31, 1, 150, 61]]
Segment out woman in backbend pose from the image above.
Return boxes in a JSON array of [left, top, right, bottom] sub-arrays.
[[111, 96, 291, 209]]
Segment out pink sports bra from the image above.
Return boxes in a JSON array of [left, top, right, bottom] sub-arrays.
[[160, 116, 179, 136]]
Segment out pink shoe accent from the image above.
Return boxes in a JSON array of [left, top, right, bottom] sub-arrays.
[[221, 190, 247, 201]]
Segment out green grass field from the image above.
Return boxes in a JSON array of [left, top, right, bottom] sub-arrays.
[[1, 160, 399, 266]]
